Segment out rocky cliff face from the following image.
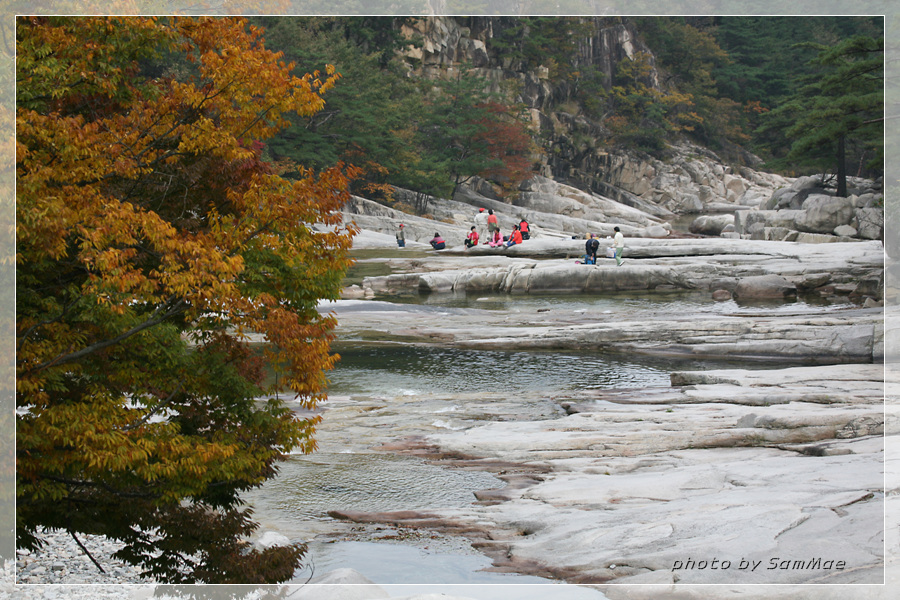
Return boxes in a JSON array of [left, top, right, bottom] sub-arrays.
[[391, 16, 882, 246], [397, 17, 654, 191], [394, 17, 771, 214]]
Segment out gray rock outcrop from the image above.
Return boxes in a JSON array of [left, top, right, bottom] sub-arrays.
[[795, 195, 856, 234], [690, 214, 736, 236], [733, 274, 798, 300]]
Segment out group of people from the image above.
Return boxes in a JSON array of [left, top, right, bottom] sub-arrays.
[[397, 210, 624, 266], [397, 223, 448, 250], [468, 208, 530, 248], [583, 227, 625, 266]]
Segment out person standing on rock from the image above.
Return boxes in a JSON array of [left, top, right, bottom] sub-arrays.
[[475, 208, 489, 242], [487, 209, 499, 236], [613, 226, 625, 266], [396, 223, 406, 248], [585, 233, 599, 264]]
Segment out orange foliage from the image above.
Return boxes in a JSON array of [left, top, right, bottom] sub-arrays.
[[16, 16, 356, 582]]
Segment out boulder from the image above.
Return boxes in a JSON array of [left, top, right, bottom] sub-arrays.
[[689, 214, 734, 236], [735, 209, 802, 235], [766, 176, 832, 210], [856, 192, 883, 208], [641, 224, 670, 238], [764, 227, 793, 241], [795, 232, 855, 244], [696, 184, 720, 203], [252, 531, 292, 551], [796, 273, 832, 291], [666, 191, 703, 213], [733, 274, 797, 300], [722, 173, 748, 201], [853, 207, 884, 240], [852, 276, 883, 299], [834, 224, 858, 237], [738, 189, 766, 207], [790, 174, 824, 192], [765, 187, 800, 210], [794, 195, 854, 233], [341, 285, 367, 299]]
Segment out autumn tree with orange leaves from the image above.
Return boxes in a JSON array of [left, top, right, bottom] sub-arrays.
[[16, 16, 357, 583]]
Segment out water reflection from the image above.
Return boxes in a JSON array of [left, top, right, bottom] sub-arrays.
[[243, 452, 500, 527], [369, 289, 858, 319], [326, 344, 760, 396]]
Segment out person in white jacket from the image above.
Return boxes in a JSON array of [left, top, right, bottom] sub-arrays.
[[613, 226, 625, 266], [474, 208, 488, 243]]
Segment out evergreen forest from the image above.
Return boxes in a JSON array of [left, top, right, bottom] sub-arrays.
[[251, 16, 884, 202]]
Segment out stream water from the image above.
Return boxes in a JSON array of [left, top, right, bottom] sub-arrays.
[[245, 280, 860, 591], [372, 287, 859, 316]]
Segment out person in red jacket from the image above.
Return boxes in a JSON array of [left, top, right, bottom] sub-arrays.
[[505, 225, 523, 247], [465, 226, 479, 248], [519, 218, 530, 240]]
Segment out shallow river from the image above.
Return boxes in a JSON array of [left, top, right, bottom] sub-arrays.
[[245, 286, 859, 592]]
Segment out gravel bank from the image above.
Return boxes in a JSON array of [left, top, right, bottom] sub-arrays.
[[15, 529, 153, 585]]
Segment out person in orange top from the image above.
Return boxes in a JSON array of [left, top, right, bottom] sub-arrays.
[[505, 225, 523, 247], [487, 209, 499, 234]]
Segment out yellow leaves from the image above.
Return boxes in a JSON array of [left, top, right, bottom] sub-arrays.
[[17, 16, 359, 528]]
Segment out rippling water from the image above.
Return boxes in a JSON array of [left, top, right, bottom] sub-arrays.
[[326, 343, 759, 396], [251, 285, 815, 584], [243, 452, 500, 528], [379, 289, 858, 317]]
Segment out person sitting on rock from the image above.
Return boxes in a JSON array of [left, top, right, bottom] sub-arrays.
[[519, 218, 530, 240], [430, 232, 446, 250], [488, 229, 504, 247], [506, 224, 523, 247], [585, 233, 599, 264], [465, 226, 479, 248]]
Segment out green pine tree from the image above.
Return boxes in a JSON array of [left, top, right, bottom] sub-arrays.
[[760, 35, 883, 196]]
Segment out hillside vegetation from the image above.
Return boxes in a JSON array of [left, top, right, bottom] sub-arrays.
[[252, 16, 883, 204]]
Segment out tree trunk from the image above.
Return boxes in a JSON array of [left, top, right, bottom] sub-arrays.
[[414, 191, 430, 215], [836, 134, 847, 197]]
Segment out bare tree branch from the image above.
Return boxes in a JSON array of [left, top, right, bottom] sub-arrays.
[[69, 530, 107, 574]]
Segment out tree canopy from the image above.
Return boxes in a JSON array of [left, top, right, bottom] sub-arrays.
[[415, 70, 535, 198], [16, 16, 356, 583], [249, 16, 883, 198], [758, 34, 883, 195], [252, 17, 537, 206]]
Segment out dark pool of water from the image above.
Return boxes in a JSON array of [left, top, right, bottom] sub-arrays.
[[243, 451, 500, 527], [372, 289, 858, 317], [325, 343, 774, 397]]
